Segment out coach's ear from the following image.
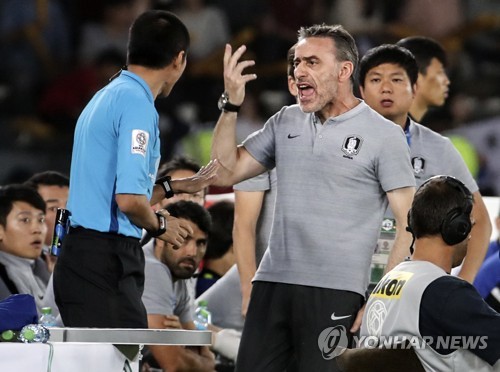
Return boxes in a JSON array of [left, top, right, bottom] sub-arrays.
[[338, 60, 354, 83]]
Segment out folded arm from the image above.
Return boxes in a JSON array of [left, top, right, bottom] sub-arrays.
[[147, 314, 216, 372]]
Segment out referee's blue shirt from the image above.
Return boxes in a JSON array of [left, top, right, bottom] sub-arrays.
[[67, 70, 161, 239]]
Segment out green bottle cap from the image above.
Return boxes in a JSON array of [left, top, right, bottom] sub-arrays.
[[23, 329, 35, 341], [198, 300, 208, 307], [41, 307, 52, 315], [1, 330, 14, 341]]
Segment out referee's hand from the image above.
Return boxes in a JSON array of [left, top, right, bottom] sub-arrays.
[[157, 213, 193, 248]]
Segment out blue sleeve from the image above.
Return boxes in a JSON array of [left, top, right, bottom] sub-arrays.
[[485, 240, 500, 260], [474, 254, 500, 298], [420, 276, 500, 366], [115, 97, 158, 196]]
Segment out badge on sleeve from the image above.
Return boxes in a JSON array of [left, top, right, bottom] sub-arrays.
[[131, 129, 149, 156]]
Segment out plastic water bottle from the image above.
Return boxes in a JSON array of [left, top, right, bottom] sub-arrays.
[[194, 300, 212, 330], [39, 307, 57, 327], [18, 324, 50, 343]]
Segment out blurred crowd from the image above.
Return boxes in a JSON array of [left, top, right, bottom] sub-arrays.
[[0, 0, 499, 195]]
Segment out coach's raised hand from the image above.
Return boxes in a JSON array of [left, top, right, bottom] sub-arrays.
[[222, 44, 257, 106]]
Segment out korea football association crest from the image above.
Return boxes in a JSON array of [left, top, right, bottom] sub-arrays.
[[342, 135, 363, 157], [411, 157, 425, 175]]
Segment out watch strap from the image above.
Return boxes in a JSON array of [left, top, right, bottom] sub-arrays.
[[156, 176, 175, 199], [219, 92, 241, 113], [222, 100, 240, 113], [149, 212, 167, 237]]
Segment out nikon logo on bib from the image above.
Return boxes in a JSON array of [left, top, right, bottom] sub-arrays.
[[371, 271, 413, 299]]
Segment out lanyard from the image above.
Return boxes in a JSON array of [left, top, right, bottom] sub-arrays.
[[404, 118, 412, 146]]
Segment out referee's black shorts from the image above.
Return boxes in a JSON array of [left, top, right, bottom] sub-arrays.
[[53, 227, 148, 328]]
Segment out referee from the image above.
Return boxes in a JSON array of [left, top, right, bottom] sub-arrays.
[[53, 10, 217, 328]]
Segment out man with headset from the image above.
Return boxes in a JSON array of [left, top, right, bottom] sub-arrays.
[[361, 175, 500, 371]]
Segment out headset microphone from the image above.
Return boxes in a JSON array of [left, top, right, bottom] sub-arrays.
[[406, 224, 415, 256], [406, 209, 415, 256]]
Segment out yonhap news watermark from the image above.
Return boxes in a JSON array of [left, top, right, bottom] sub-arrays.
[[357, 334, 488, 350], [317, 325, 488, 360]]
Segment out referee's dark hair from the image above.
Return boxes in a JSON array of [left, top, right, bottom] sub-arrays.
[[127, 10, 190, 69], [0, 184, 46, 226]]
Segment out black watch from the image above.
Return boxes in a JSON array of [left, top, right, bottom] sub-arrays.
[[149, 212, 167, 237], [156, 176, 174, 199], [218, 92, 241, 113]]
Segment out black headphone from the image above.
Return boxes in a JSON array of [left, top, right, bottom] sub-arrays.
[[407, 175, 473, 246]]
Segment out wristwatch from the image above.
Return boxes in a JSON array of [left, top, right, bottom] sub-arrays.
[[218, 92, 241, 113], [149, 212, 167, 237], [156, 175, 174, 199]]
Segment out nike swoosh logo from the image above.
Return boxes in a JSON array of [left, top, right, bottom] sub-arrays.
[[288, 134, 300, 139], [331, 313, 351, 321]]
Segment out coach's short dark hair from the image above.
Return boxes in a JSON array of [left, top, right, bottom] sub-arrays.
[[298, 24, 359, 84]]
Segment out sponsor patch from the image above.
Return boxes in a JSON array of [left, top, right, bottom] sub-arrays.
[[371, 271, 413, 299], [131, 129, 149, 156]]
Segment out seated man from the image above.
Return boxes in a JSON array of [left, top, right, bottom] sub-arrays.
[[196, 200, 235, 297], [142, 200, 216, 372], [0, 184, 49, 313], [24, 170, 70, 273], [361, 175, 500, 371]]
